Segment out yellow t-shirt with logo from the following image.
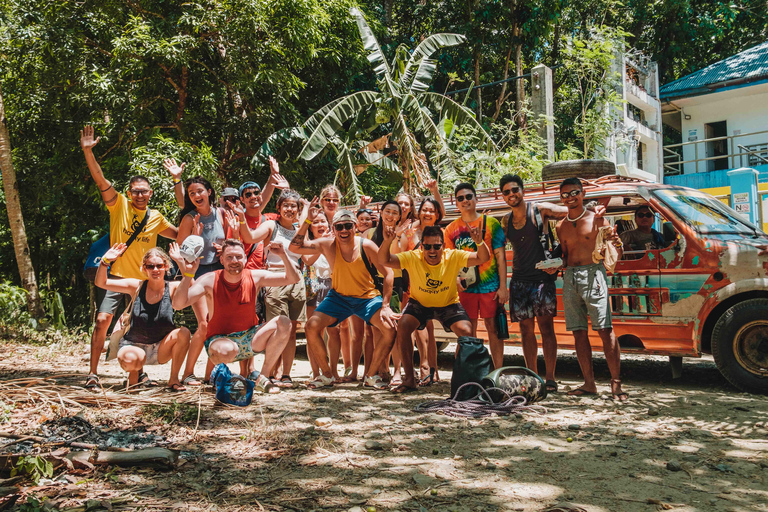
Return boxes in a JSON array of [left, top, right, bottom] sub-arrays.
[[107, 194, 174, 279], [396, 249, 470, 308]]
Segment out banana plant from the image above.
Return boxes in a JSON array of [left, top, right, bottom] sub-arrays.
[[252, 7, 496, 201]]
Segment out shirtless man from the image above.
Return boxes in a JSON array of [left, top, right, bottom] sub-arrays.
[[289, 203, 398, 390], [555, 178, 628, 401], [169, 239, 299, 394]]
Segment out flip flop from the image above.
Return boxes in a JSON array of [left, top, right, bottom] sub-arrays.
[[363, 375, 388, 391], [182, 374, 203, 386], [611, 379, 629, 401], [84, 374, 101, 391], [167, 383, 187, 393], [567, 387, 597, 397], [545, 380, 558, 393], [418, 368, 436, 387], [306, 375, 334, 390], [391, 384, 418, 394]]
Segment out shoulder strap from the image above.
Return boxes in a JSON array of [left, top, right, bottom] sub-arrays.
[[124, 208, 150, 250], [359, 238, 378, 281], [481, 214, 487, 238], [532, 204, 544, 235]]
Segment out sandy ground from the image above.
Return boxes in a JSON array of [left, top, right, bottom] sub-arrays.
[[1, 339, 767, 512]]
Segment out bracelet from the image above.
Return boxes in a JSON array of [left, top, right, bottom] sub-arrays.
[[100, 258, 111, 266], [477, 241, 486, 248], [304, 218, 312, 225], [183, 272, 194, 278], [173, 179, 182, 185], [239, 221, 245, 225]]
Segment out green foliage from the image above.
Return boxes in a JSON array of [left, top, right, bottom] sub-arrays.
[[0, 281, 35, 329], [142, 401, 198, 424], [17, 496, 44, 512], [11, 455, 54, 485], [0, 396, 13, 423]]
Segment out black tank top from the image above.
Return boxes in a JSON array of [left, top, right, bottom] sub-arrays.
[[505, 203, 553, 283], [125, 281, 176, 344]]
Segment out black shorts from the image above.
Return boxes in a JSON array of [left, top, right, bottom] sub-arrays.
[[402, 298, 470, 332], [95, 277, 129, 316]]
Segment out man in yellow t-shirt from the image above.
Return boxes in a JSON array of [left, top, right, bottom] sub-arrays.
[[378, 224, 490, 392], [81, 126, 178, 390]]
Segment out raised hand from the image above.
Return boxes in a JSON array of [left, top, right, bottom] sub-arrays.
[[594, 204, 606, 218], [192, 214, 203, 236], [425, 178, 439, 194], [306, 196, 321, 222], [382, 224, 396, 241], [80, 125, 100, 151], [169, 242, 200, 276], [103, 242, 127, 262], [359, 195, 372, 208], [268, 156, 281, 175], [267, 241, 285, 257], [269, 172, 290, 190], [468, 223, 484, 245], [223, 209, 239, 233], [163, 158, 185, 180]]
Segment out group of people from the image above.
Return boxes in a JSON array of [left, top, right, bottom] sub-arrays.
[[81, 124, 629, 400]]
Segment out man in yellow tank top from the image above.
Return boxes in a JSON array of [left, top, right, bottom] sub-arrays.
[[379, 224, 490, 392], [290, 203, 398, 390]]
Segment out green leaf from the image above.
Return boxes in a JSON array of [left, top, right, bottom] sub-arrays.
[[349, 7, 390, 79], [401, 33, 466, 92]]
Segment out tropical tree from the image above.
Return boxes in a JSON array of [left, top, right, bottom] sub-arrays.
[[254, 7, 497, 200]]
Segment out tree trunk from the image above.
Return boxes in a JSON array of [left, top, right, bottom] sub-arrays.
[[492, 46, 513, 123], [0, 83, 44, 318], [473, 45, 482, 123], [514, 42, 527, 131]]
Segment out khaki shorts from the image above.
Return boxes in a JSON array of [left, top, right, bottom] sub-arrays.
[[563, 263, 612, 331], [265, 280, 307, 322]]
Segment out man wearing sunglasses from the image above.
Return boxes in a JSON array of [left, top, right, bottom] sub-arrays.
[[499, 174, 605, 393], [290, 204, 398, 390], [378, 224, 489, 392], [81, 125, 179, 390], [619, 206, 664, 252], [444, 182, 508, 369], [555, 177, 627, 401]]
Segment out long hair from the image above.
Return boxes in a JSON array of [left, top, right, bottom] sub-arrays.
[[372, 200, 401, 246], [179, 176, 216, 221], [396, 192, 416, 221], [418, 197, 443, 226]]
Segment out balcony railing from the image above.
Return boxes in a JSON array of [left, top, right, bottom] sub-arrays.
[[663, 129, 768, 176]]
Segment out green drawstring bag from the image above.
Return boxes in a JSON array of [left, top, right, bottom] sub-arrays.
[[481, 366, 547, 404], [451, 336, 493, 401]]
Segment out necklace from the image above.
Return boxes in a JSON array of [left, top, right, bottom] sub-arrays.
[[566, 207, 587, 227]]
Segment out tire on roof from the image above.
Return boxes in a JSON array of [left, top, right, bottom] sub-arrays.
[[541, 159, 616, 182]]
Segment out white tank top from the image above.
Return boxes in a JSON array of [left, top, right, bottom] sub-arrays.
[[265, 221, 301, 270], [313, 254, 331, 280]]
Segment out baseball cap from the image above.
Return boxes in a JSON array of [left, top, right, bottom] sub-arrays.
[[221, 187, 239, 199], [238, 181, 261, 197], [332, 210, 356, 225], [179, 235, 204, 263]]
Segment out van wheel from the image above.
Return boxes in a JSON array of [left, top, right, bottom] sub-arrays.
[[711, 299, 768, 394], [541, 159, 616, 181], [436, 341, 450, 352]]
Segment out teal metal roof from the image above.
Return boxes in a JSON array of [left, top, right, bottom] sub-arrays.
[[660, 40, 768, 100]]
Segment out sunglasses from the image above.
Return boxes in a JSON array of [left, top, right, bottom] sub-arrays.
[[243, 191, 260, 198], [456, 193, 475, 202], [224, 196, 239, 202], [323, 198, 340, 203], [144, 264, 165, 270], [357, 208, 372, 215], [334, 222, 355, 231], [560, 190, 582, 199], [636, 212, 654, 219], [130, 189, 151, 196], [422, 243, 443, 251], [502, 186, 521, 196]]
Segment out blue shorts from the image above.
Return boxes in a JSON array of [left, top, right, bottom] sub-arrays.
[[315, 289, 383, 327]]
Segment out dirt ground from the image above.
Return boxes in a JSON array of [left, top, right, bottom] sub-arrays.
[[1, 338, 767, 512]]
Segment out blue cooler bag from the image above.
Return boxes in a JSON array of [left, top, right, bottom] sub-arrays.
[[210, 363, 255, 407]]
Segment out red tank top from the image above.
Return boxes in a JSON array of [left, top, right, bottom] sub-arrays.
[[206, 270, 260, 337]]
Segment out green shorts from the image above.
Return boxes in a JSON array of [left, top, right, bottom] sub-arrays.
[[563, 263, 612, 332]]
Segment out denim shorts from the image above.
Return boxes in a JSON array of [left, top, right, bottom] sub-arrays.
[[119, 338, 160, 365], [315, 289, 383, 327]]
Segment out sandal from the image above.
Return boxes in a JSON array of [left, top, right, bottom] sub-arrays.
[[84, 374, 101, 391], [545, 380, 558, 393], [167, 382, 187, 393], [611, 379, 629, 401], [418, 368, 436, 387], [138, 372, 158, 388], [246, 371, 261, 381], [182, 374, 203, 386], [306, 374, 334, 390], [279, 375, 294, 388], [567, 387, 597, 397], [363, 375, 388, 391], [391, 384, 418, 394], [254, 374, 281, 394]]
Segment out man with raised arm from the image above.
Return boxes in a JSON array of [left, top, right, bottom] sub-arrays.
[[169, 239, 299, 394], [80, 125, 178, 390], [555, 177, 627, 401], [499, 174, 605, 393], [289, 200, 398, 390], [378, 224, 489, 392]]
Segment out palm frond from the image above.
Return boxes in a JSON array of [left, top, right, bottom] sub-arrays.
[[349, 7, 390, 79]]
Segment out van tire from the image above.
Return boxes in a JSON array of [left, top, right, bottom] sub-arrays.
[[541, 159, 616, 182], [711, 298, 768, 394]]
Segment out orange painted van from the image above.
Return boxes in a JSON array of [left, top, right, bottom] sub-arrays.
[[436, 175, 768, 394]]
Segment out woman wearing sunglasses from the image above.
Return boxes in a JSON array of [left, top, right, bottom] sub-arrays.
[[95, 244, 191, 391]]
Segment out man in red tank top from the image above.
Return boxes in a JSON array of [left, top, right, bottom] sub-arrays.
[[170, 239, 300, 394]]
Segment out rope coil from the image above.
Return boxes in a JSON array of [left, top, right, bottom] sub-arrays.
[[413, 382, 547, 418]]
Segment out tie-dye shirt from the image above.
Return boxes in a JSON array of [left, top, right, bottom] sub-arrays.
[[444, 215, 506, 294]]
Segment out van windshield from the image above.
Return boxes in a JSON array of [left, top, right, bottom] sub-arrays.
[[653, 188, 761, 236]]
